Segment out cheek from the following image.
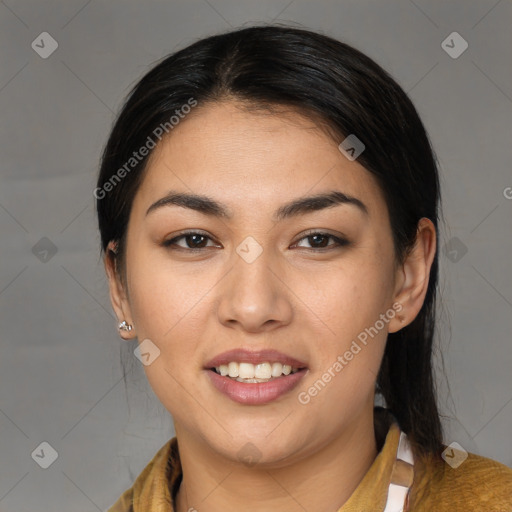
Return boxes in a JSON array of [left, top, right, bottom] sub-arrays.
[[308, 257, 394, 333], [301, 273, 390, 416], [300, 251, 394, 393], [126, 244, 203, 337], [125, 261, 206, 413]]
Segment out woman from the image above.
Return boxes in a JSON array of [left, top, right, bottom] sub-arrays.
[[97, 25, 512, 512]]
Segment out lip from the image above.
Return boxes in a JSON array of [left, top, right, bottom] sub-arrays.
[[204, 348, 308, 405], [204, 348, 308, 369], [206, 367, 308, 405]]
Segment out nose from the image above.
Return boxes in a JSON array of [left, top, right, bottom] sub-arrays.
[[216, 247, 293, 334]]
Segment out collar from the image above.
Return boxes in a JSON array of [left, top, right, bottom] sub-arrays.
[[337, 414, 412, 511]]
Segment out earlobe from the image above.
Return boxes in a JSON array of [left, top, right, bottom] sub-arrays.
[[388, 218, 436, 333], [104, 241, 136, 339]]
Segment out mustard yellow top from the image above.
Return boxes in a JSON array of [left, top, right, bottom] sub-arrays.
[[108, 412, 512, 511]]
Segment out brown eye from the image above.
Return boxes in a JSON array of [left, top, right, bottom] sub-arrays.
[[163, 231, 217, 250], [306, 234, 330, 248], [294, 232, 349, 250]]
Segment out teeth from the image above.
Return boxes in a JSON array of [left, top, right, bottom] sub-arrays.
[[239, 362, 254, 379], [271, 362, 283, 377], [255, 363, 272, 379], [228, 362, 239, 378], [235, 377, 272, 383], [213, 361, 301, 380]]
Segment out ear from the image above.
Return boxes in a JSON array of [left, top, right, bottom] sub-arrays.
[[104, 240, 136, 340], [388, 218, 436, 333]]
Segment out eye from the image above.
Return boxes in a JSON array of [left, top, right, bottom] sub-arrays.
[[162, 230, 349, 252], [293, 231, 349, 250], [162, 231, 219, 251]]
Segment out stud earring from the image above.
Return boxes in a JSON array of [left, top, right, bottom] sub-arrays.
[[118, 320, 133, 332]]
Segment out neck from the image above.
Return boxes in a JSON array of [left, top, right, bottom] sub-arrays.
[[174, 407, 379, 512]]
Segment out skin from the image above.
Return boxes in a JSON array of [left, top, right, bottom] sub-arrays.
[[105, 99, 436, 512]]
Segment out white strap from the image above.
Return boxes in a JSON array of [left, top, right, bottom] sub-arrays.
[[382, 431, 414, 512]]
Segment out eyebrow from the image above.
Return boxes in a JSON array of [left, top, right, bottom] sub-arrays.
[[145, 190, 368, 221]]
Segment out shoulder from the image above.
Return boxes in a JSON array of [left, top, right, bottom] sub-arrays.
[[411, 446, 512, 511]]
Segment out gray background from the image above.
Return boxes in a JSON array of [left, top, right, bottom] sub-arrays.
[[0, 1, 511, 510]]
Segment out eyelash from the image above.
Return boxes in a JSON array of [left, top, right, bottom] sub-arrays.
[[162, 230, 350, 252]]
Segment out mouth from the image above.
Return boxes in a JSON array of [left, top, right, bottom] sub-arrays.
[[208, 361, 304, 383], [204, 349, 308, 404]]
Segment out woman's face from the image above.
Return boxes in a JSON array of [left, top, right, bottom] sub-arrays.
[[111, 100, 407, 465]]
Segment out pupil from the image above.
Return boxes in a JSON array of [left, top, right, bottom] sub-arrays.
[[189, 235, 205, 248], [310, 235, 327, 247]]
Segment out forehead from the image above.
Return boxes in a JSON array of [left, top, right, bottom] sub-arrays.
[[132, 100, 386, 218]]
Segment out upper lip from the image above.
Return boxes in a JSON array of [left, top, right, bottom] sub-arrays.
[[204, 348, 308, 369]]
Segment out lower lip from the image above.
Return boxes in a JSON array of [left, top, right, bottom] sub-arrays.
[[206, 368, 308, 405]]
